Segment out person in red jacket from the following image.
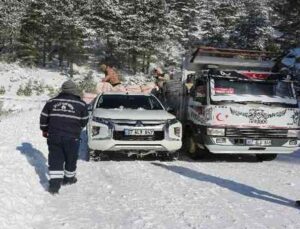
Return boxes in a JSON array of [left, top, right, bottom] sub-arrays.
[[100, 64, 121, 87]]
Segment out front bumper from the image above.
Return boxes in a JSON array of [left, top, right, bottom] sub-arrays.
[[88, 139, 182, 152], [88, 119, 182, 152], [202, 136, 300, 154], [205, 144, 300, 154]]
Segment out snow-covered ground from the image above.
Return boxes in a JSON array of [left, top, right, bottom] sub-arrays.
[[1, 107, 300, 229], [1, 62, 300, 228]]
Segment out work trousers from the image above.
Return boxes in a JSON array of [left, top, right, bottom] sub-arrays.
[[47, 135, 80, 181]]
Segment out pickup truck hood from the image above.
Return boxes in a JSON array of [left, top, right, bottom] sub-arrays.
[[92, 108, 175, 120]]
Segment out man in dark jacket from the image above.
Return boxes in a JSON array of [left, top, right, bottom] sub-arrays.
[[40, 80, 88, 194]]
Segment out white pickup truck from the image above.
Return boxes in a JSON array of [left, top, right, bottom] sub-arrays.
[[87, 92, 182, 160]]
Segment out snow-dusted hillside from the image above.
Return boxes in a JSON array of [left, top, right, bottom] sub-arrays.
[[0, 62, 152, 113], [0, 62, 69, 113]]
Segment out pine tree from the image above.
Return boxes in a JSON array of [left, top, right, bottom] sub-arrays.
[[229, 0, 274, 50], [18, 1, 49, 66], [272, 0, 300, 49], [0, 0, 30, 60], [48, 0, 88, 74]]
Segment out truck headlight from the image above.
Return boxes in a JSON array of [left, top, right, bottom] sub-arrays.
[[207, 128, 225, 136], [287, 130, 300, 138]]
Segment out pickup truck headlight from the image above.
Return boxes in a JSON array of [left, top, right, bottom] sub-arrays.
[[207, 128, 225, 136], [167, 118, 179, 125], [174, 127, 181, 137], [166, 119, 182, 139], [92, 117, 113, 128], [287, 130, 300, 138]]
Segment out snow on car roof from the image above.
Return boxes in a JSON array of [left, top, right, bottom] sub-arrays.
[[102, 91, 150, 96]]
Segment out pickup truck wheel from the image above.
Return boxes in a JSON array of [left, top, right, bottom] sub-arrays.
[[88, 149, 97, 161], [256, 154, 277, 161], [89, 150, 109, 161], [158, 151, 178, 161]]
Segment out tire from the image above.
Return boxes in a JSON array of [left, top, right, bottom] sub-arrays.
[[159, 151, 179, 161], [256, 154, 277, 161], [184, 132, 208, 160], [89, 150, 105, 161]]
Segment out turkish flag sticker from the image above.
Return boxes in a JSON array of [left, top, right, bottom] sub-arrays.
[[214, 87, 235, 94]]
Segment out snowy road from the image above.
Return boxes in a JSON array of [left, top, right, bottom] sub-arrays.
[[1, 108, 300, 229]]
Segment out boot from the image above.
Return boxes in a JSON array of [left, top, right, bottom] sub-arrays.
[[48, 179, 62, 194], [62, 176, 77, 185], [295, 200, 300, 207]]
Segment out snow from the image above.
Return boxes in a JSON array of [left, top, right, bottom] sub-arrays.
[[281, 48, 300, 73], [1, 62, 300, 228], [0, 107, 300, 228]]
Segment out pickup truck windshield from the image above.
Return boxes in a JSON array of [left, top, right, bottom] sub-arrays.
[[96, 94, 164, 110], [210, 78, 297, 105]]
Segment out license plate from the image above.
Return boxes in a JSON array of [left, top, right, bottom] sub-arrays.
[[124, 129, 154, 136], [246, 139, 271, 146]]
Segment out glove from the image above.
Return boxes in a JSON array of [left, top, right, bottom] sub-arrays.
[[42, 131, 48, 138]]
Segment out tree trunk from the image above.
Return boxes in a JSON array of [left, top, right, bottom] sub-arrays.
[[69, 60, 73, 78], [42, 40, 46, 67], [142, 52, 146, 73], [132, 51, 137, 74], [146, 54, 151, 74], [59, 49, 63, 69]]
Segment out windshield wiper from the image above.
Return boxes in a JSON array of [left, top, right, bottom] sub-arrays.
[[215, 100, 247, 105]]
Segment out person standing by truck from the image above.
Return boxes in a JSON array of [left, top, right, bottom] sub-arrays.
[[100, 64, 121, 87], [40, 80, 89, 194], [152, 67, 170, 102], [153, 67, 170, 90]]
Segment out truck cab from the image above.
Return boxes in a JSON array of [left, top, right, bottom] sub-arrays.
[[183, 47, 300, 161]]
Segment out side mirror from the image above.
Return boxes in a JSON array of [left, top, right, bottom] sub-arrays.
[[166, 107, 175, 114], [87, 104, 93, 112]]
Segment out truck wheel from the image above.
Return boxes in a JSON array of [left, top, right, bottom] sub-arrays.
[[185, 134, 200, 159], [256, 154, 277, 161], [185, 133, 208, 160]]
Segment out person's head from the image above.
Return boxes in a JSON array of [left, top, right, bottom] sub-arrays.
[[61, 80, 80, 96], [100, 64, 107, 72], [153, 67, 162, 75]]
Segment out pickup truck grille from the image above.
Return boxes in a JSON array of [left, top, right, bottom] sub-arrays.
[[226, 128, 288, 138], [112, 120, 166, 127], [113, 131, 164, 141]]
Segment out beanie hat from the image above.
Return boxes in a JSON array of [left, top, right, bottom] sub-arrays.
[[61, 80, 80, 96]]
